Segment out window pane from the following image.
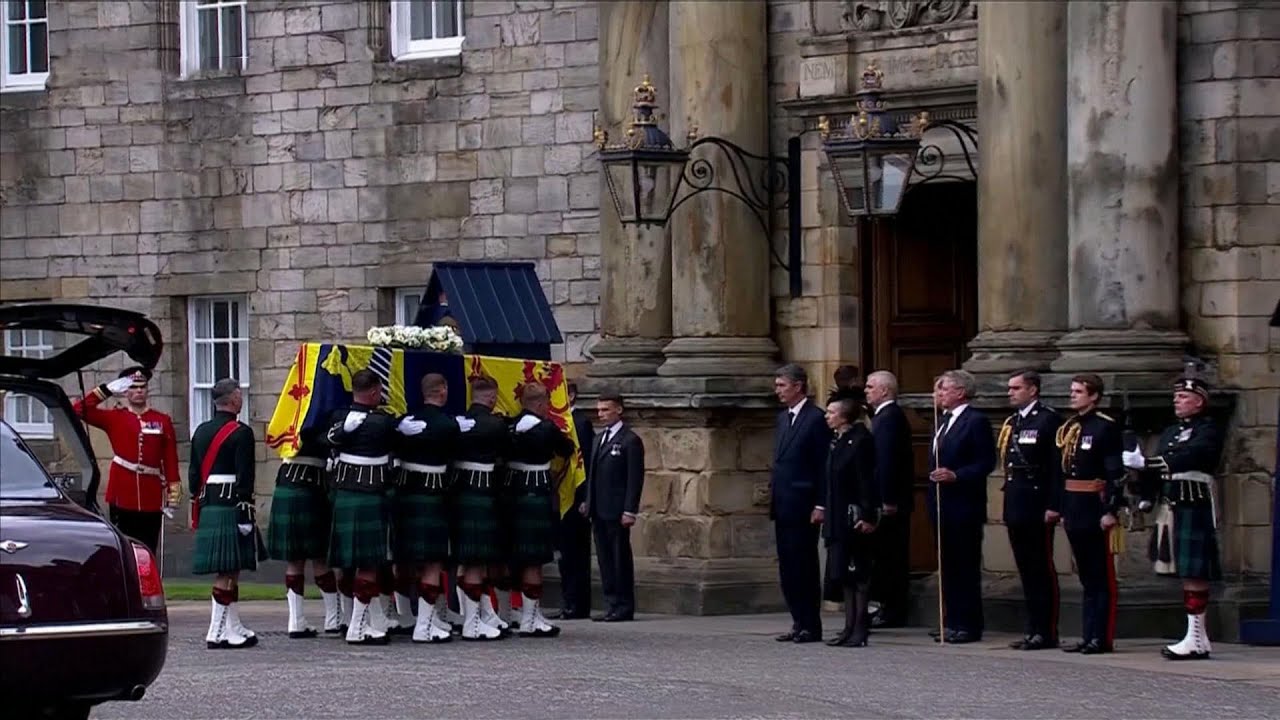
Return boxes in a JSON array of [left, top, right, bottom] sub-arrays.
[[195, 344, 213, 384], [231, 342, 242, 382], [212, 301, 230, 339], [13, 397, 30, 424], [193, 389, 211, 425], [436, 1, 459, 38], [229, 300, 242, 338], [213, 342, 231, 379], [7, 25, 27, 74], [198, 7, 219, 70], [221, 4, 242, 65], [28, 1, 46, 20], [192, 300, 211, 339], [7, 1, 25, 20], [29, 21, 46, 72], [409, 0, 430, 40]]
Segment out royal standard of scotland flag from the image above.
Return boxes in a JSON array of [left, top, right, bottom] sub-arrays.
[[266, 344, 586, 516]]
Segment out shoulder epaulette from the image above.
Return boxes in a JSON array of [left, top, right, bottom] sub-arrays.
[[1097, 412, 1116, 423]]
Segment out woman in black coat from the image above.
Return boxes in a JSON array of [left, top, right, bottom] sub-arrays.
[[822, 387, 880, 647]]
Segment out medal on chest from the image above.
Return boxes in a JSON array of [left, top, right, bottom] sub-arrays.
[[1080, 435, 1093, 451], [141, 419, 163, 436], [1017, 429, 1038, 444], [1177, 427, 1193, 443]]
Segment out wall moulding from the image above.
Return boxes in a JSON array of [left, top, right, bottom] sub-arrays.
[[805, 0, 978, 43]]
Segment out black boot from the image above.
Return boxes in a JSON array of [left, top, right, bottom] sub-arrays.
[[827, 587, 855, 647], [845, 585, 870, 647]]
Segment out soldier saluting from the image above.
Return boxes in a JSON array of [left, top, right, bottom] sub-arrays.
[[1123, 375, 1224, 660], [189, 379, 260, 649], [998, 370, 1063, 651], [1049, 373, 1125, 655], [507, 383, 576, 637], [325, 369, 399, 645]]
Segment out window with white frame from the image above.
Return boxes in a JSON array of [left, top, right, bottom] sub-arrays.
[[2, 328, 53, 437], [395, 288, 424, 326], [188, 296, 250, 428], [1, 0, 49, 92], [178, 0, 247, 78], [390, 0, 464, 61]]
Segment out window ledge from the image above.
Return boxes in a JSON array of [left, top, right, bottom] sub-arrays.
[[0, 81, 48, 95], [374, 53, 463, 82]]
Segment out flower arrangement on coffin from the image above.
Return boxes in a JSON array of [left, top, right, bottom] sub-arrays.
[[366, 324, 465, 354]]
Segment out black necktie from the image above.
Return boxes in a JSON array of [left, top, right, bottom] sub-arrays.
[[937, 411, 952, 438], [789, 411, 797, 427]]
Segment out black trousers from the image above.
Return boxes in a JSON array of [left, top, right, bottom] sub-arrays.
[[775, 521, 822, 634], [869, 510, 911, 624], [557, 509, 593, 615], [592, 519, 635, 617], [1007, 522, 1060, 641], [109, 505, 162, 558], [1066, 526, 1116, 647], [935, 519, 984, 635]]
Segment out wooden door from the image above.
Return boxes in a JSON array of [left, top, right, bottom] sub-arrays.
[[862, 181, 978, 573]]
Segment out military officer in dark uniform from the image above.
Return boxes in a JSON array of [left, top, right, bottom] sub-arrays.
[[325, 369, 400, 645], [556, 381, 594, 620], [1050, 373, 1125, 655], [1123, 376, 1224, 660], [394, 372, 460, 644], [507, 383, 577, 637], [999, 370, 1063, 650], [190, 379, 260, 650], [452, 376, 509, 640]]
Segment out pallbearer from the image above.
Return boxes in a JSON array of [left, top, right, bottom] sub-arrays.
[[1123, 376, 1224, 660], [326, 369, 399, 645], [267, 425, 342, 638], [507, 384, 576, 637], [394, 373, 460, 643], [190, 379, 261, 649], [452, 377, 508, 640]]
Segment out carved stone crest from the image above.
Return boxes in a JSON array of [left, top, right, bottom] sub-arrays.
[[840, 0, 976, 33]]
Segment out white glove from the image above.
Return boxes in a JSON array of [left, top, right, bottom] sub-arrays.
[[343, 410, 367, 432], [398, 417, 427, 436], [515, 415, 540, 434], [106, 376, 133, 394], [1122, 449, 1146, 470], [237, 523, 253, 536], [456, 416, 476, 433]]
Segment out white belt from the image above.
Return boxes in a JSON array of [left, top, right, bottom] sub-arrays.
[[509, 462, 550, 472], [284, 456, 326, 468], [401, 462, 448, 474], [1171, 471, 1213, 484], [338, 453, 390, 466], [206, 474, 236, 485], [113, 456, 162, 476], [454, 461, 495, 472]]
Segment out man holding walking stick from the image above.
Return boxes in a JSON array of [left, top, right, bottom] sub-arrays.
[[927, 370, 996, 644]]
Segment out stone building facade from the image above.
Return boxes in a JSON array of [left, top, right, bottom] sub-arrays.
[[0, 1, 1276, 637]]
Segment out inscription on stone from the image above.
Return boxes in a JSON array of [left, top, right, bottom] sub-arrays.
[[858, 44, 978, 91], [800, 55, 844, 98]]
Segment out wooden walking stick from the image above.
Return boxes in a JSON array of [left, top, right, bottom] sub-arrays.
[[933, 399, 945, 645]]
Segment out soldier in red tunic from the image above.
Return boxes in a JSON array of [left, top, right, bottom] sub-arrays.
[[73, 366, 181, 556]]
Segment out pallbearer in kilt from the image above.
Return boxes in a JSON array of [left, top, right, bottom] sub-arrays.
[[1123, 376, 1224, 660], [325, 369, 400, 645], [267, 425, 342, 638], [507, 384, 577, 637], [452, 377, 509, 641], [190, 379, 260, 649], [394, 372, 460, 643], [999, 371, 1063, 650], [1050, 374, 1125, 655]]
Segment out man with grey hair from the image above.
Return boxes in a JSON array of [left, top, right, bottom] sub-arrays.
[[190, 378, 262, 649], [864, 370, 914, 628], [771, 363, 831, 643], [927, 369, 996, 643]]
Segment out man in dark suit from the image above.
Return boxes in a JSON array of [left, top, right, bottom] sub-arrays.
[[771, 364, 831, 643], [864, 370, 915, 628], [927, 369, 997, 643], [556, 381, 594, 620], [583, 390, 644, 622]]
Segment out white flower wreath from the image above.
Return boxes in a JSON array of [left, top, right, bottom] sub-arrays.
[[365, 324, 464, 353]]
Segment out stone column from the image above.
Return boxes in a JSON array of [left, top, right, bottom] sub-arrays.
[[964, 1, 1068, 374], [659, 0, 779, 377], [1052, 0, 1187, 373], [590, 1, 672, 377]]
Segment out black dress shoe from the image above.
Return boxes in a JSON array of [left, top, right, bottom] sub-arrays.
[[826, 628, 853, 647], [1022, 635, 1058, 651], [601, 614, 633, 623], [776, 630, 798, 642], [792, 630, 821, 644], [556, 610, 590, 620], [1079, 639, 1110, 655], [1009, 636, 1030, 650], [1062, 640, 1087, 653], [1161, 646, 1210, 661], [946, 630, 980, 644], [928, 627, 942, 639]]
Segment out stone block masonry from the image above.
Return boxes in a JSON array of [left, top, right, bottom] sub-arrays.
[[0, 1, 602, 502]]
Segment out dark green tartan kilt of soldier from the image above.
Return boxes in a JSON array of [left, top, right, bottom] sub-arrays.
[[328, 489, 390, 570], [393, 466, 452, 563], [267, 464, 331, 562], [1149, 499, 1221, 582], [452, 466, 500, 565], [192, 505, 260, 575], [507, 467, 556, 566]]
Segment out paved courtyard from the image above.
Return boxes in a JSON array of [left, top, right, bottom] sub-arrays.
[[92, 602, 1280, 719]]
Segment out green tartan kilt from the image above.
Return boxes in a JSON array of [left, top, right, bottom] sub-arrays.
[[453, 487, 500, 565], [393, 491, 451, 563], [1150, 501, 1222, 581], [267, 484, 331, 562], [328, 490, 389, 570], [509, 490, 556, 566], [192, 505, 259, 575]]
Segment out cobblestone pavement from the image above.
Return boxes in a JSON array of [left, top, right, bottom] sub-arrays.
[[94, 602, 1280, 719]]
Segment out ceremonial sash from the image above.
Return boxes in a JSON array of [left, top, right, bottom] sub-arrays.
[[191, 421, 240, 530]]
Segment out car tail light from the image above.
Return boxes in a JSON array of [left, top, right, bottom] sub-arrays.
[[131, 541, 166, 611]]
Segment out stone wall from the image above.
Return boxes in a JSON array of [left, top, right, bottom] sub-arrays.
[[0, 1, 602, 497], [1177, 0, 1280, 577]]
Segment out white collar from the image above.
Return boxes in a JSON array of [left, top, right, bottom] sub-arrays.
[[945, 403, 969, 420], [875, 399, 896, 414], [603, 420, 623, 438], [1018, 401, 1038, 418], [789, 397, 808, 415]]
